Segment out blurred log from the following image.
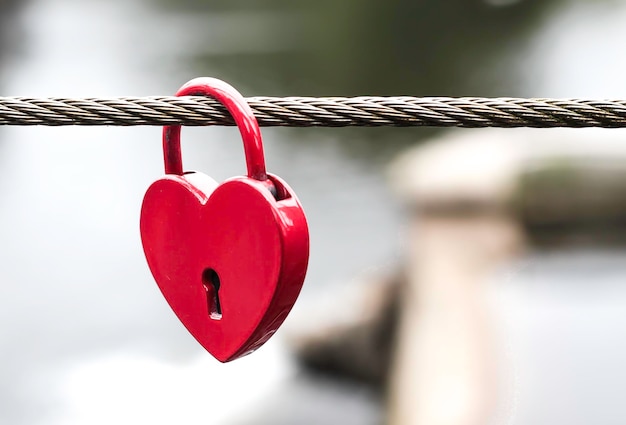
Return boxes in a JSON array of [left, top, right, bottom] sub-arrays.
[[286, 270, 402, 387]]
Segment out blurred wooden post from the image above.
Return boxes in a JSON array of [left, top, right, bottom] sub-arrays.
[[386, 128, 626, 425], [386, 132, 525, 425], [387, 214, 523, 425]]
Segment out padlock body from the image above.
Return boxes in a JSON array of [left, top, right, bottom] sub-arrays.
[[140, 173, 309, 362]]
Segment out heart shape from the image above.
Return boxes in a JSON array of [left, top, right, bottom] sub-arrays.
[[140, 172, 309, 362]]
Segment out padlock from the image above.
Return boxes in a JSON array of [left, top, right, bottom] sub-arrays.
[[140, 77, 310, 362]]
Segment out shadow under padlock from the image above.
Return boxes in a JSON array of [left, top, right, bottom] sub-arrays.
[[140, 77, 310, 363]]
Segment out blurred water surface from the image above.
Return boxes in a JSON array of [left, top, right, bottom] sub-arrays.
[[1, 0, 626, 424]]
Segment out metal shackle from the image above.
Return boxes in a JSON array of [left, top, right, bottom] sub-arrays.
[[162, 77, 268, 181]]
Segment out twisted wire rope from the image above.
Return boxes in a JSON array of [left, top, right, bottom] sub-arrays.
[[1, 96, 626, 127]]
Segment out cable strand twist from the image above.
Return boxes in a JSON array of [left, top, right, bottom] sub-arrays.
[[2, 96, 626, 127]]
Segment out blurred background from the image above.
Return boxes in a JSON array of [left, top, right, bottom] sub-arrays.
[[2, 0, 626, 424]]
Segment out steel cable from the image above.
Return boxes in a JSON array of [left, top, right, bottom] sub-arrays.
[[2, 96, 626, 127]]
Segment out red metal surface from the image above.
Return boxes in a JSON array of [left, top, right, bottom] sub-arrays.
[[162, 77, 267, 181], [140, 78, 309, 362]]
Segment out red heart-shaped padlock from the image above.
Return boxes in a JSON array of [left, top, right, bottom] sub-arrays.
[[140, 78, 309, 362]]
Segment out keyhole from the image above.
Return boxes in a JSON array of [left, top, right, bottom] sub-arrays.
[[202, 268, 222, 320]]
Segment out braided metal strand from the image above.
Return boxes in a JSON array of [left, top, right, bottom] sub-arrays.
[[2, 96, 626, 127]]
